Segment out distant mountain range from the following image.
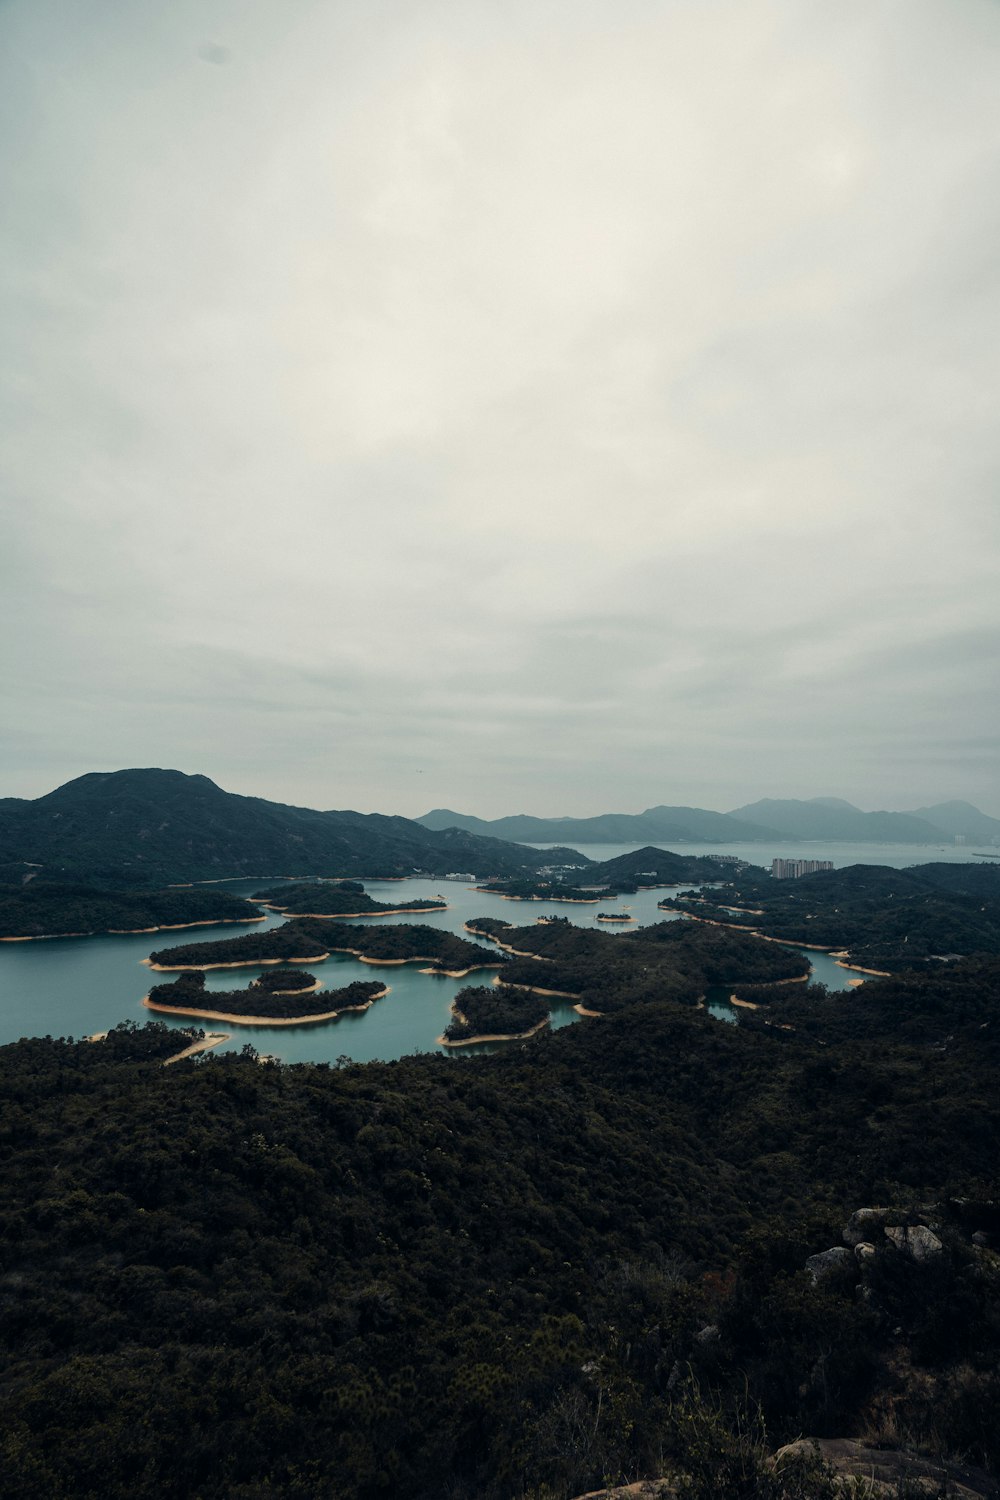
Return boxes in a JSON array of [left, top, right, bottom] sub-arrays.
[[419, 805, 781, 844], [419, 797, 1000, 846], [0, 769, 587, 887], [4, 773, 996, 890]]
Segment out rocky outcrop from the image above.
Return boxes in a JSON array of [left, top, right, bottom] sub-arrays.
[[884, 1224, 944, 1262], [843, 1208, 946, 1263], [773, 1438, 998, 1497], [804, 1245, 853, 1283], [843, 1207, 893, 1246]]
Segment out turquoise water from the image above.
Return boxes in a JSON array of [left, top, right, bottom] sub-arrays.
[[0, 867, 876, 1061]]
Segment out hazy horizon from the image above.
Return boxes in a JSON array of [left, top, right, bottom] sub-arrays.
[[4, 763, 998, 824], [3, 2, 998, 816]]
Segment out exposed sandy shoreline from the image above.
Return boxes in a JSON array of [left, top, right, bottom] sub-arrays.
[[416, 964, 501, 978], [143, 941, 500, 978], [494, 979, 583, 1001], [169, 873, 412, 888], [437, 1018, 551, 1047], [255, 903, 448, 919], [85, 1027, 232, 1063], [163, 1032, 230, 1063], [2, 914, 265, 944], [477, 890, 603, 905], [733, 973, 810, 992], [142, 987, 389, 1027], [662, 910, 758, 934], [462, 923, 556, 961], [436, 998, 552, 1047], [143, 953, 328, 972]]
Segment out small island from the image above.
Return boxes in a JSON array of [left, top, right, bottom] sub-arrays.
[[475, 879, 608, 903], [251, 881, 447, 918], [144, 971, 388, 1025], [596, 911, 633, 923], [147, 919, 504, 977], [438, 984, 551, 1046]]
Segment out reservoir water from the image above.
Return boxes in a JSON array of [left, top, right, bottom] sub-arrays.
[[1, 840, 983, 1062]]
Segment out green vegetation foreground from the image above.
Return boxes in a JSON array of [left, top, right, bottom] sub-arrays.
[[0, 957, 998, 1498]]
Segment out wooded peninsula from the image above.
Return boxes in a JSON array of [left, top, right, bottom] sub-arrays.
[[0, 881, 262, 940]]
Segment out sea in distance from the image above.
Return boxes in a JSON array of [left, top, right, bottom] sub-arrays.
[[0, 839, 988, 1064]]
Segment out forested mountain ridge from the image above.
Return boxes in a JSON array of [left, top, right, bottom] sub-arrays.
[[0, 769, 581, 886]]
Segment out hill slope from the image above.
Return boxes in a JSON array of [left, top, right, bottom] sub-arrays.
[[729, 797, 944, 843], [0, 769, 575, 886], [418, 804, 780, 843], [911, 800, 1000, 843]]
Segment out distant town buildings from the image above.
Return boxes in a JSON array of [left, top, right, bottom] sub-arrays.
[[771, 858, 834, 880]]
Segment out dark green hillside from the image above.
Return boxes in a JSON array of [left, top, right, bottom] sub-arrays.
[[0, 769, 573, 887], [0, 881, 260, 939], [0, 958, 998, 1498]]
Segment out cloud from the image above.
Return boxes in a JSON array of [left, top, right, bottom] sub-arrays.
[[1, 0, 998, 816]]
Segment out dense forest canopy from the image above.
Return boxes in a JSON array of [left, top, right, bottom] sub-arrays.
[[466, 917, 811, 1016], [0, 953, 998, 1498]]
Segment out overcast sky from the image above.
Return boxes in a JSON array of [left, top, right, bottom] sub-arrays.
[[2, 0, 998, 818]]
